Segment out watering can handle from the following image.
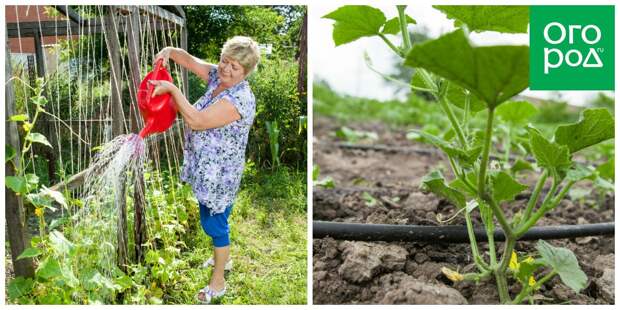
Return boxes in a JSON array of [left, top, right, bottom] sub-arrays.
[[145, 58, 165, 102]]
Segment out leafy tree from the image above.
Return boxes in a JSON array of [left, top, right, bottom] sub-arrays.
[[184, 6, 302, 61]]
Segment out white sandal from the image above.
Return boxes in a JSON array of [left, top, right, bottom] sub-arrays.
[[196, 285, 226, 304], [202, 257, 233, 271]]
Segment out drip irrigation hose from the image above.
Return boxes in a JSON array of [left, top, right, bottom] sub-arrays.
[[313, 221, 614, 243]]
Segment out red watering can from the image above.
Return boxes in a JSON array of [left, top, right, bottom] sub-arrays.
[[137, 58, 177, 138]]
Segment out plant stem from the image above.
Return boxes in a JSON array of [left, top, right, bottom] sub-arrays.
[[478, 108, 494, 198], [484, 213, 497, 267], [516, 180, 575, 237], [461, 174, 478, 194], [445, 136, 489, 273], [504, 127, 511, 164], [487, 198, 514, 239], [439, 96, 467, 148], [465, 210, 490, 272], [448, 156, 463, 179], [478, 107, 514, 240], [495, 237, 516, 304], [18, 106, 42, 177], [521, 169, 549, 225], [38, 214, 46, 239], [397, 5, 412, 52], [463, 92, 470, 136], [417, 68, 437, 92], [540, 175, 559, 209], [512, 270, 557, 304], [463, 269, 493, 282], [364, 57, 433, 92], [378, 33, 404, 57]]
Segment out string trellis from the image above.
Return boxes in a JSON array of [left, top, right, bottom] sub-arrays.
[[7, 5, 189, 266]]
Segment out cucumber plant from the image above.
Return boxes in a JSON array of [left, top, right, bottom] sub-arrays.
[[324, 5, 614, 304]]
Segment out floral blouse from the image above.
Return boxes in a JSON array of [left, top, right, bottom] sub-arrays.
[[180, 67, 256, 215]]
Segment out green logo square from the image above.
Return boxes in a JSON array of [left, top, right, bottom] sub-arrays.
[[530, 6, 614, 90]]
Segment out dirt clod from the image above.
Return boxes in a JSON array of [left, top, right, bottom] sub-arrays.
[[403, 192, 440, 212], [377, 272, 468, 304], [338, 241, 408, 283], [594, 269, 614, 303]]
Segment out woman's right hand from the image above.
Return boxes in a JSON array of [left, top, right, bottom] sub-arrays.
[[154, 47, 175, 67]]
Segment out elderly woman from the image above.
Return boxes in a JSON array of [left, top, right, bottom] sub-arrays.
[[150, 36, 260, 303]]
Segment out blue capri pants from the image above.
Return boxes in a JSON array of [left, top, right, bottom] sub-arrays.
[[199, 203, 233, 248]]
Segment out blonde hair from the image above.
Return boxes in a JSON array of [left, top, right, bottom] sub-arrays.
[[221, 36, 260, 75]]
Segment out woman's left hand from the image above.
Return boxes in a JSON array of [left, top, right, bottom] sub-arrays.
[[148, 80, 178, 97]]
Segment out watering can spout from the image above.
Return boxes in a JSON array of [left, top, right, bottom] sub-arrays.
[[138, 127, 149, 139], [137, 58, 177, 138]]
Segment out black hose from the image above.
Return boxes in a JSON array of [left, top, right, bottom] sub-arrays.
[[313, 221, 614, 243]]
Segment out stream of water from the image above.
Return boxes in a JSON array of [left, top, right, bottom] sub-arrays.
[[71, 133, 147, 277]]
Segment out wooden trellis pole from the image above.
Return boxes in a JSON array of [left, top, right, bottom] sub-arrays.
[[177, 6, 190, 97], [125, 6, 142, 134], [5, 33, 35, 278], [33, 28, 58, 183], [102, 6, 129, 271], [125, 6, 147, 264]]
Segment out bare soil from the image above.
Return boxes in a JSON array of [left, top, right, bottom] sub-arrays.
[[313, 116, 615, 304]]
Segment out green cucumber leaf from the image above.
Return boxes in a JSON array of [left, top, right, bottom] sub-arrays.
[[405, 29, 529, 108], [537, 240, 587, 293], [596, 158, 614, 181], [17, 247, 43, 260], [554, 108, 614, 154], [510, 159, 534, 174], [416, 130, 480, 166], [26, 133, 52, 148], [434, 6, 529, 33], [323, 6, 387, 46], [40, 187, 68, 209], [60, 264, 79, 288], [6, 176, 27, 195], [36, 257, 62, 280], [6, 144, 17, 163], [421, 170, 465, 209], [49, 230, 75, 256], [496, 101, 538, 125], [566, 165, 594, 182], [449, 171, 478, 197], [527, 127, 571, 176], [382, 15, 416, 35], [24, 173, 39, 186], [490, 171, 528, 203], [445, 82, 486, 113], [8, 277, 35, 299]]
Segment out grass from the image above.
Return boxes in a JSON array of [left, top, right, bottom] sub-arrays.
[[313, 81, 449, 128], [160, 166, 307, 305]]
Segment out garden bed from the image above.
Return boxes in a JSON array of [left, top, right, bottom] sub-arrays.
[[313, 116, 614, 304]]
